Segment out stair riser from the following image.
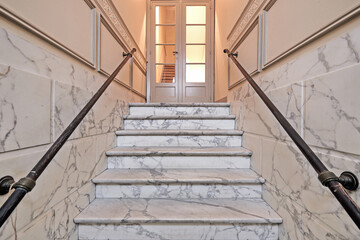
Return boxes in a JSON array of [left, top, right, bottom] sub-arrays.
[[117, 135, 242, 147], [124, 119, 235, 130], [108, 156, 250, 169], [78, 224, 278, 240], [130, 107, 230, 116], [95, 184, 262, 199]]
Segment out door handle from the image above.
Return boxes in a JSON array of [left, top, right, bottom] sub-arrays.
[[172, 51, 178, 55]]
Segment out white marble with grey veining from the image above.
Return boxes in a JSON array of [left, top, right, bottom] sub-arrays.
[[0, 25, 142, 240], [0, 64, 51, 152], [130, 103, 230, 116], [229, 25, 360, 240], [74, 198, 282, 224], [94, 169, 263, 199], [116, 130, 243, 147], [108, 155, 251, 169], [78, 223, 279, 240], [124, 115, 236, 130]]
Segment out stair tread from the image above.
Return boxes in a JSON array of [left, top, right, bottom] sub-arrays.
[[116, 129, 243, 136], [74, 198, 282, 224], [106, 146, 251, 156], [93, 169, 264, 184], [130, 103, 230, 107], [123, 115, 236, 120]]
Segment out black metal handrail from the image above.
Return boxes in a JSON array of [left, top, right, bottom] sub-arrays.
[[0, 48, 136, 228], [224, 49, 360, 228]]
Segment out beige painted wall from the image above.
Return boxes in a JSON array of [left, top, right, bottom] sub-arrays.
[[112, 0, 147, 54], [214, 0, 248, 101]]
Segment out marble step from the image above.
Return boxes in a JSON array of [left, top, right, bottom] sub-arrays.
[[116, 130, 243, 147], [93, 169, 264, 199], [123, 115, 236, 130], [129, 103, 230, 116], [75, 198, 282, 240], [107, 147, 252, 169]]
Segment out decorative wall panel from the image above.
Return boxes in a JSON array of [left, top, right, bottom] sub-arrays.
[[0, 0, 96, 66], [98, 16, 130, 86]]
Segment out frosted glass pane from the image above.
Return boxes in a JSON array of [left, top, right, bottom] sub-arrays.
[[186, 26, 205, 44], [186, 45, 205, 63], [156, 26, 175, 44], [186, 64, 205, 83], [186, 6, 206, 24], [156, 64, 175, 83], [156, 6, 175, 24], [156, 45, 175, 63]]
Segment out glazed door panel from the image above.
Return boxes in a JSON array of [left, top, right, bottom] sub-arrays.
[[150, 0, 213, 102]]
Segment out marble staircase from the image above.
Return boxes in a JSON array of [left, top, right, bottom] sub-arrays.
[[74, 103, 282, 240]]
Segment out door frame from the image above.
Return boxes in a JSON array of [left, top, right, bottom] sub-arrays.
[[146, 0, 215, 103]]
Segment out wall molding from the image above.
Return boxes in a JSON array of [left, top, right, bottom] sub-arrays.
[[97, 15, 146, 99], [228, 16, 261, 90], [94, 0, 146, 72], [263, 4, 360, 69], [227, 0, 266, 50], [0, 1, 97, 68]]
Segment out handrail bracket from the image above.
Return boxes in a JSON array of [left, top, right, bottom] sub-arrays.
[[318, 171, 358, 191], [0, 176, 15, 195]]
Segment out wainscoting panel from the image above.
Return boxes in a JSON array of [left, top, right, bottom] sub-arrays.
[[229, 18, 261, 89], [98, 16, 130, 86], [0, 0, 96, 66], [132, 61, 147, 97], [264, 0, 360, 66]]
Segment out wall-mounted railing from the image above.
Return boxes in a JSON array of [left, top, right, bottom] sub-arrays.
[[224, 49, 360, 229], [0, 48, 136, 228]]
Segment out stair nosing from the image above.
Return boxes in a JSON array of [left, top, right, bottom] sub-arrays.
[[92, 169, 265, 185], [106, 146, 251, 157]]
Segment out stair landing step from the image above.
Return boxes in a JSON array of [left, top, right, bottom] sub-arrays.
[[93, 169, 264, 184], [74, 198, 282, 224], [106, 146, 251, 156]]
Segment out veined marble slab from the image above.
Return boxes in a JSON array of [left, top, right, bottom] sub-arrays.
[[116, 130, 243, 147], [129, 103, 230, 116], [95, 183, 262, 199], [108, 155, 251, 169], [93, 169, 263, 184], [0, 64, 51, 152], [78, 223, 279, 240], [123, 115, 236, 130], [94, 169, 263, 199], [107, 146, 251, 169], [74, 198, 282, 224]]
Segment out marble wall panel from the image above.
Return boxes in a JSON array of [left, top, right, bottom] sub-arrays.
[[54, 80, 134, 140], [0, 64, 51, 152], [241, 133, 262, 174], [262, 183, 303, 240], [0, 148, 47, 240], [0, 22, 141, 239], [304, 63, 360, 155], [236, 83, 302, 141], [0, 133, 112, 240], [54, 182, 95, 240], [6, 209, 56, 240]]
